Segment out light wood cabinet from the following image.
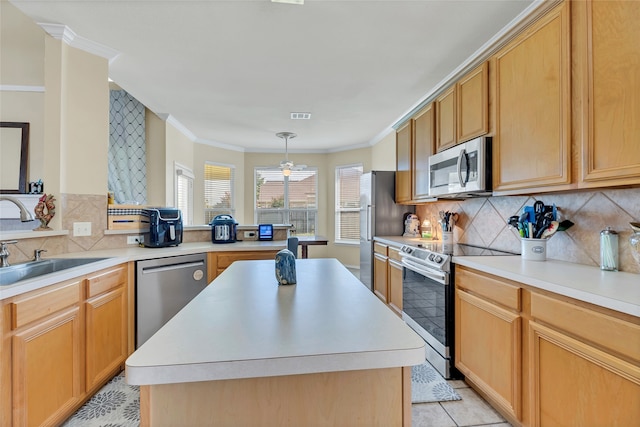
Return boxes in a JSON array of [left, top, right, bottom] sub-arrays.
[[457, 62, 489, 143], [528, 292, 640, 426], [492, 2, 571, 194], [387, 250, 403, 317], [395, 121, 413, 204], [373, 243, 389, 303], [1, 264, 131, 427], [455, 266, 522, 422], [11, 281, 83, 427], [435, 85, 457, 152], [412, 103, 435, 201], [208, 250, 280, 281], [574, 0, 640, 187], [85, 265, 128, 393], [456, 265, 640, 427]]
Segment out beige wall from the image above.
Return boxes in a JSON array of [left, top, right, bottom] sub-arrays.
[[193, 142, 245, 225], [371, 130, 396, 172], [0, 1, 44, 86], [164, 121, 195, 206]]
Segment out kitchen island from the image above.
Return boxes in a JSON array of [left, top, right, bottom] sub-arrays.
[[126, 258, 425, 426]]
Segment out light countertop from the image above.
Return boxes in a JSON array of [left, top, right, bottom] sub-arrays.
[[374, 235, 639, 317], [0, 240, 286, 300], [125, 258, 426, 386]]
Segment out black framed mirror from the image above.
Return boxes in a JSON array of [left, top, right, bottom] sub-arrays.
[[0, 122, 29, 194]]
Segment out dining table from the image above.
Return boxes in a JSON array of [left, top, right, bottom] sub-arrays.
[[297, 235, 328, 259]]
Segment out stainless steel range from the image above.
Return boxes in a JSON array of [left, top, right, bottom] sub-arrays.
[[398, 242, 516, 379]]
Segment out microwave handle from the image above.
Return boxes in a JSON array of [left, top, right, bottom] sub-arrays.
[[457, 149, 467, 188]]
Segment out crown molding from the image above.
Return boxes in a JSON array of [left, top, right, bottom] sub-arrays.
[[37, 23, 120, 64], [0, 85, 45, 92], [392, 0, 561, 130]]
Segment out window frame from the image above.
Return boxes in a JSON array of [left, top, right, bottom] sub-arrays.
[[204, 161, 236, 224], [174, 162, 194, 226], [254, 167, 318, 236], [335, 163, 363, 245]]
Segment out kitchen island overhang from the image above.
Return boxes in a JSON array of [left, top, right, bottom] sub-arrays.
[[126, 258, 425, 426]]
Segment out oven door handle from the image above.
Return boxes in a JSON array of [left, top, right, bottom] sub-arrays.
[[401, 259, 447, 284]]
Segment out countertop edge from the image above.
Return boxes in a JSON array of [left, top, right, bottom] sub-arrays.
[[126, 347, 426, 386]]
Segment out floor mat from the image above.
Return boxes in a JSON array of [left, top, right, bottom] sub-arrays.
[[412, 361, 462, 403]]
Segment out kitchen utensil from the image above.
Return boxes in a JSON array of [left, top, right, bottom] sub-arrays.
[[557, 219, 574, 231], [540, 221, 559, 239], [508, 216, 519, 229]]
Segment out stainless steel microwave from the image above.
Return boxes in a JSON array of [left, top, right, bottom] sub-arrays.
[[428, 136, 492, 198]]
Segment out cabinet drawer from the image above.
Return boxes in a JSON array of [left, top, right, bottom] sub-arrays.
[[388, 247, 402, 262], [530, 292, 640, 362], [217, 251, 279, 269], [86, 265, 127, 298], [456, 266, 520, 310], [11, 280, 81, 329], [373, 243, 388, 256]]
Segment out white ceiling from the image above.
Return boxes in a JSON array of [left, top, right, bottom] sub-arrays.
[[12, 0, 535, 152]]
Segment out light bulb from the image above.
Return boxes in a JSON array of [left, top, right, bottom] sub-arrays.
[[282, 168, 291, 177]]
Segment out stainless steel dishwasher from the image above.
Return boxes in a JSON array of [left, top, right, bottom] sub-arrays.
[[136, 253, 207, 348]]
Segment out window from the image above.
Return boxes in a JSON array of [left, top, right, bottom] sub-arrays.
[[335, 164, 363, 243], [204, 163, 235, 224], [175, 163, 194, 226], [255, 168, 317, 235]]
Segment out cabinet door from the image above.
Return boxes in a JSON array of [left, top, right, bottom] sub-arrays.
[[436, 85, 456, 152], [373, 253, 388, 303], [576, 0, 640, 187], [387, 259, 403, 317], [395, 121, 413, 204], [412, 103, 434, 201], [493, 2, 571, 194], [457, 62, 488, 143], [529, 321, 640, 427], [12, 307, 83, 427], [86, 287, 127, 392], [456, 290, 522, 420]]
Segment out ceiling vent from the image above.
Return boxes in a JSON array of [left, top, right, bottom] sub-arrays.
[[290, 112, 311, 120]]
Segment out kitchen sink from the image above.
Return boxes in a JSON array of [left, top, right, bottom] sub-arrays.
[[0, 258, 109, 286]]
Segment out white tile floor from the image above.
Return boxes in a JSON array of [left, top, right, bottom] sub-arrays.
[[413, 379, 511, 427]]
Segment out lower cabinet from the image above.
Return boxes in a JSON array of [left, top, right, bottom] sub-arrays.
[[455, 265, 640, 427], [207, 250, 280, 281], [455, 267, 522, 422], [1, 264, 131, 427], [372, 242, 403, 317]]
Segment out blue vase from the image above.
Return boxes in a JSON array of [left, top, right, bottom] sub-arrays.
[[275, 249, 297, 285]]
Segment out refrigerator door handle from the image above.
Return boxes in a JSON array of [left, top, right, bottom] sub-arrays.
[[366, 204, 372, 241]]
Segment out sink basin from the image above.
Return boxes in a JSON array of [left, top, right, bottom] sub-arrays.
[[0, 258, 109, 286]]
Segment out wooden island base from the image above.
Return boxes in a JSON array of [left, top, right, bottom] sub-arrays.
[[140, 367, 412, 427]]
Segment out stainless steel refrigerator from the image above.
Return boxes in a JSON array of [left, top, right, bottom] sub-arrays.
[[359, 171, 414, 291]]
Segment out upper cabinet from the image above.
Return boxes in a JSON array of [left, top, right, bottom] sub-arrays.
[[412, 103, 435, 201], [492, 1, 571, 194], [457, 62, 489, 143], [574, 0, 640, 188], [395, 121, 413, 204], [436, 62, 489, 153], [435, 86, 457, 152]]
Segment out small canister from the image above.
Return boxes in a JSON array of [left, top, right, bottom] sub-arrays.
[[600, 227, 618, 271]]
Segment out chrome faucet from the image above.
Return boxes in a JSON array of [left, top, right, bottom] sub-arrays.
[[0, 240, 18, 267], [0, 195, 35, 222], [34, 249, 47, 261]]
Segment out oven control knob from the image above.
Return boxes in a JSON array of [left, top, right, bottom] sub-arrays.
[[428, 254, 435, 261], [435, 255, 443, 263]]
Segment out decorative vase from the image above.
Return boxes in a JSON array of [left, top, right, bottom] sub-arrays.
[[275, 249, 297, 285]]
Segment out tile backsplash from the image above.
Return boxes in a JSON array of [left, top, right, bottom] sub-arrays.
[[416, 187, 640, 274]]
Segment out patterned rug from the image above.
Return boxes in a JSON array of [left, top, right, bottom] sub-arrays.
[[411, 361, 462, 403], [61, 372, 140, 427]]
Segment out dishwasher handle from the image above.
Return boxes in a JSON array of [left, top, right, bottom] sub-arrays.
[[141, 260, 205, 274]]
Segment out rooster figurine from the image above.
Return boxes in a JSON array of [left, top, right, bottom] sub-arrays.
[[33, 193, 56, 230]]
